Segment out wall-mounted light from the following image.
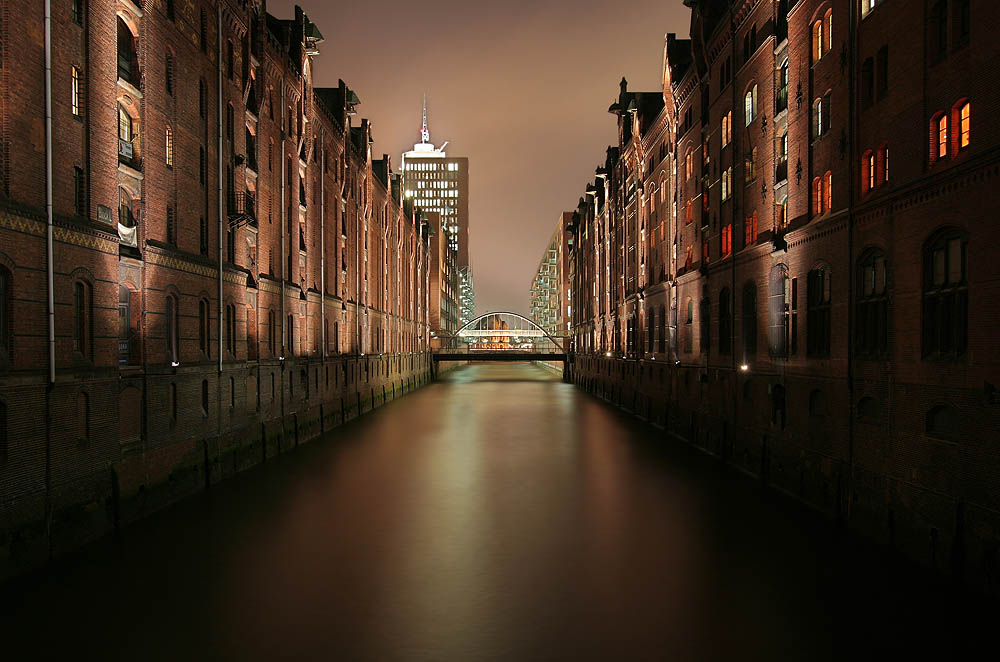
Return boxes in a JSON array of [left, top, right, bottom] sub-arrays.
[[171, 361, 180, 368], [740, 364, 750, 372]]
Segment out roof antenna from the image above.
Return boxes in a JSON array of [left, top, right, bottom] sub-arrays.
[[421, 94, 430, 144]]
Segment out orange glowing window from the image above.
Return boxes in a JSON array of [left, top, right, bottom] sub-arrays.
[[745, 211, 758, 246], [959, 102, 970, 149], [722, 224, 733, 257], [812, 20, 823, 62], [864, 151, 875, 192], [823, 172, 833, 212], [812, 178, 822, 216], [937, 115, 948, 159]]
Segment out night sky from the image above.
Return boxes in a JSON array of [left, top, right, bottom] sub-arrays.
[[270, 0, 689, 315]]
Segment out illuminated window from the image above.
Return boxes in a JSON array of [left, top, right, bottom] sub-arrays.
[[877, 142, 889, 185], [812, 177, 822, 216], [936, 113, 948, 159], [71, 66, 82, 117], [745, 211, 758, 246], [721, 224, 732, 257], [812, 19, 824, 62], [722, 111, 732, 146], [745, 146, 757, 183], [958, 101, 970, 149], [923, 230, 968, 358], [862, 150, 874, 193], [823, 171, 833, 212], [812, 99, 823, 138], [165, 124, 173, 167], [861, 0, 879, 20], [744, 84, 757, 125], [825, 10, 833, 52]]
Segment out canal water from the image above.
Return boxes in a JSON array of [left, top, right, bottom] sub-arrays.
[[2, 363, 995, 660]]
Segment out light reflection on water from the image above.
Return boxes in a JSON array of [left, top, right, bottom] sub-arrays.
[[2, 363, 995, 660]]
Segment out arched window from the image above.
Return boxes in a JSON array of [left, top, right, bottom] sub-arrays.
[[807, 265, 832, 357], [742, 282, 757, 359], [117, 17, 139, 86], [931, 112, 948, 161], [199, 298, 210, 358], [823, 171, 833, 212], [768, 265, 790, 357], [744, 84, 758, 125], [955, 100, 971, 150], [226, 303, 236, 355], [165, 124, 173, 167], [862, 149, 875, 194], [812, 18, 824, 62], [166, 294, 179, 364], [745, 211, 758, 246], [685, 148, 692, 180], [268, 309, 276, 356], [73, 280, 92, 359], [925, 405, 959, 440], [857, 251, 889, 357], [165, 49, 175, 96], [118, 285, 132, 366], [877, 142, 889, 185], [777, 196, 788, 230], [812, 177, 823, 216], [922, 230, 968, 358], [0, 266, 10, 360], [719, 288, 732, 355]]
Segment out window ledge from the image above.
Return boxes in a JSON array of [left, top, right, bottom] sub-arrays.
[[117, 76, 142, 100]]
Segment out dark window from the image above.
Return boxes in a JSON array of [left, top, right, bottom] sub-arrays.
[[658, 306, 667, 354], [772, 385, 786, 430], [931, 1, 948, 60], [226, 304, 236, 355], [742, 282, 757, 360], [72, 0, 83, 26], [201, 379, 209, 416], [199, 80, 207, 119], [776, 60, 789, 113], [200, 217, 208, 256], [856, 252, 889, 357], [768, 265, 790, 357], [166, 0, 175, 22], [858, 396, 881, 423], [807, 266, 832, 357], [199, 298, 210, 358], [925, 405, 959, 440], [73, 280, 92, 358], [200, 10, 208, 53], [166, 295, 179, 363], [0, 266, 10, 359], [116, 17, 139, 86], [719, 288, 732, 355], [683, 298, 693, 354], [287, 313, 294, 355], [74, 167, 86, 217], [166, 206, 176, 244], [165, 52, 174, 96], [861, 57, 874, 108], [954, 0, 970, 46], [268, 310, 275, 356], [876, 46, 889, 100], [200, 147, 206, 186], [922, 231, 968, 358]]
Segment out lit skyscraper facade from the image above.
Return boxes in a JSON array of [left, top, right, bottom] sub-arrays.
[[402, 99, 474, 329]]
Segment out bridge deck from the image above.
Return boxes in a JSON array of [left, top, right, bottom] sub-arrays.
[[432, 353, 566, 363]]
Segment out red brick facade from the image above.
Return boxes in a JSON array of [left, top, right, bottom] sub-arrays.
[[0, 1, 436, 578], [569, 0, 1000, 595]]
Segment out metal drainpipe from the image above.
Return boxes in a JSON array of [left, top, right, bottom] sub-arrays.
[[280, 87, 286, 361], [44, 0, 55, 386], [320, 139, 325, 358], [217, 5, 224, 376]]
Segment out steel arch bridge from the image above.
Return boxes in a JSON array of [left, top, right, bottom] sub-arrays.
[[431, 311, 569, 364]]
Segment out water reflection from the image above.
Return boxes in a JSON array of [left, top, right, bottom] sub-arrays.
[[2, 363, 995, 660]]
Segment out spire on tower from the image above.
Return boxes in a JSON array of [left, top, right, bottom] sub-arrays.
[[421, 94, 430, 144]]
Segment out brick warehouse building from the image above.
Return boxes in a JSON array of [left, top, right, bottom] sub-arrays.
[[569, 0, 1000, 594], [0, 1, 441, 578]]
